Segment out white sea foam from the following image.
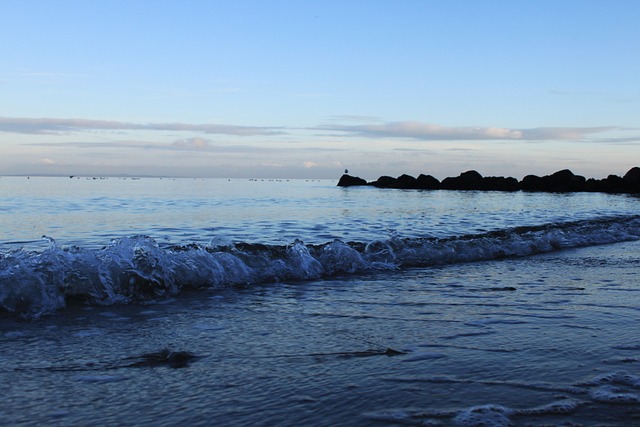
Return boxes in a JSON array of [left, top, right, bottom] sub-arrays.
[[453, 404, 513, 426], [517, 399, 584, 416], [582, 370, 640, 388], [590, 385, 640, 403], [366, 398, 586, 426], [2, 215, 640, 319]]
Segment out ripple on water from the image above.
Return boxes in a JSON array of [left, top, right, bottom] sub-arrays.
[[74, 375, 129, 383], [368, 370, 640, 425]]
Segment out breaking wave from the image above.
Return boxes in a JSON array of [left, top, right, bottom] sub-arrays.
[[2, 215, 640, 319]]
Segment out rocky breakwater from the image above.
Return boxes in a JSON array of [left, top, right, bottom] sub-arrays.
[[337, 167, 640, 194]]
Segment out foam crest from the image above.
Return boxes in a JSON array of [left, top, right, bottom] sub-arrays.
[[365, 399, 583, 426], [582, 370, 640, 388], [520, 399, 582, 415], [590, 385, 640, 403], [453, 404, 513, 426], [2, 215, 640, 319]]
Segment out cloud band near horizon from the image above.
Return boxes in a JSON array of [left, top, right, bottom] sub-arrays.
[[0, 116, 624, 142], [318, 121, 621, 141], [0, 116, 283, 136]]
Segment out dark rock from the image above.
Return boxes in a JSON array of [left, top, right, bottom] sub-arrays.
[[126, 348, 199, 368], [544, 169, 576, 192], [482, 176, 519, 192], [336, 167, 640, 194], [623, 167, 640, 192], [368, 174, 420, 189], [570, 174, 587, 192], [441, 170, 484, 190], [605, 174, 627, 193], [416, 174, 440, 189], [521, 170, 585, 192], [395, 174, 419, 189], [624, 166, 640, 184], [520, 174, 543, 191], [337, 174, 367, 187], [460, 169, 483, 181], [371, 175, 398, 188], [584, 178, 605, 192], [419, 171, 518, 192]]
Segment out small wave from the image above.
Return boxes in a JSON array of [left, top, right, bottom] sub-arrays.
[[364, 400, 582, 427], [369, 369, 640, 425], [2, 215, 640, 319]]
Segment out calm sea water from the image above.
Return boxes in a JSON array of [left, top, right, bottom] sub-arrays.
[[2, 176, 639, 249], [2, 176, 640, 425]]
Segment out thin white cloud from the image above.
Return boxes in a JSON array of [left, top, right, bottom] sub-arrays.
[[26, 137, 353, 155], [520, 126, 619, 140], [27, 139, 274, 154], [320, 121, 523, 140], [0, 117, 284, 136], [319, 121, 622, 141], [2, 116, 624, 143], [171, 137, 211, 150], [164, 139, 267, 153]]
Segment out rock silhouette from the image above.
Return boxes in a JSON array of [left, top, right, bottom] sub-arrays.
[[337, 174, 367, 187], [337, 168, 640, 194], [124, 348, 199, 368]]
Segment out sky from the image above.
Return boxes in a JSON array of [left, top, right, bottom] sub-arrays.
[[1, 0, 638, 180]]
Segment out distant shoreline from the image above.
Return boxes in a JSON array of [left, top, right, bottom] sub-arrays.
[[338, 167, 640, 194], [0, 175, 324, 181]]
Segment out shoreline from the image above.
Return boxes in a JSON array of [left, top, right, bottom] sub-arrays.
[[2, 240, 639, 425]]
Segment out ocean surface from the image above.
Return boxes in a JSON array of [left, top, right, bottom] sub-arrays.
[[2, 176, 640, 426]]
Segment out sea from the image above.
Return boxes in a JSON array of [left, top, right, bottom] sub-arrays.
[[2, 176, 640, 426]]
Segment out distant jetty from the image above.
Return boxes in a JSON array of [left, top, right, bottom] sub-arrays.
[[337, 167, 640, 194]]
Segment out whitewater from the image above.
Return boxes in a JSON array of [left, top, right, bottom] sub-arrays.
[[2, 176, 640, 425]]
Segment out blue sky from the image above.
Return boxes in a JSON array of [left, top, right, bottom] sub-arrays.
[[1, 0, 638, 179]]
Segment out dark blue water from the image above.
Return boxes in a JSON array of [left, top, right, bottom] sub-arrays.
[[2, 177, 640, 425]]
